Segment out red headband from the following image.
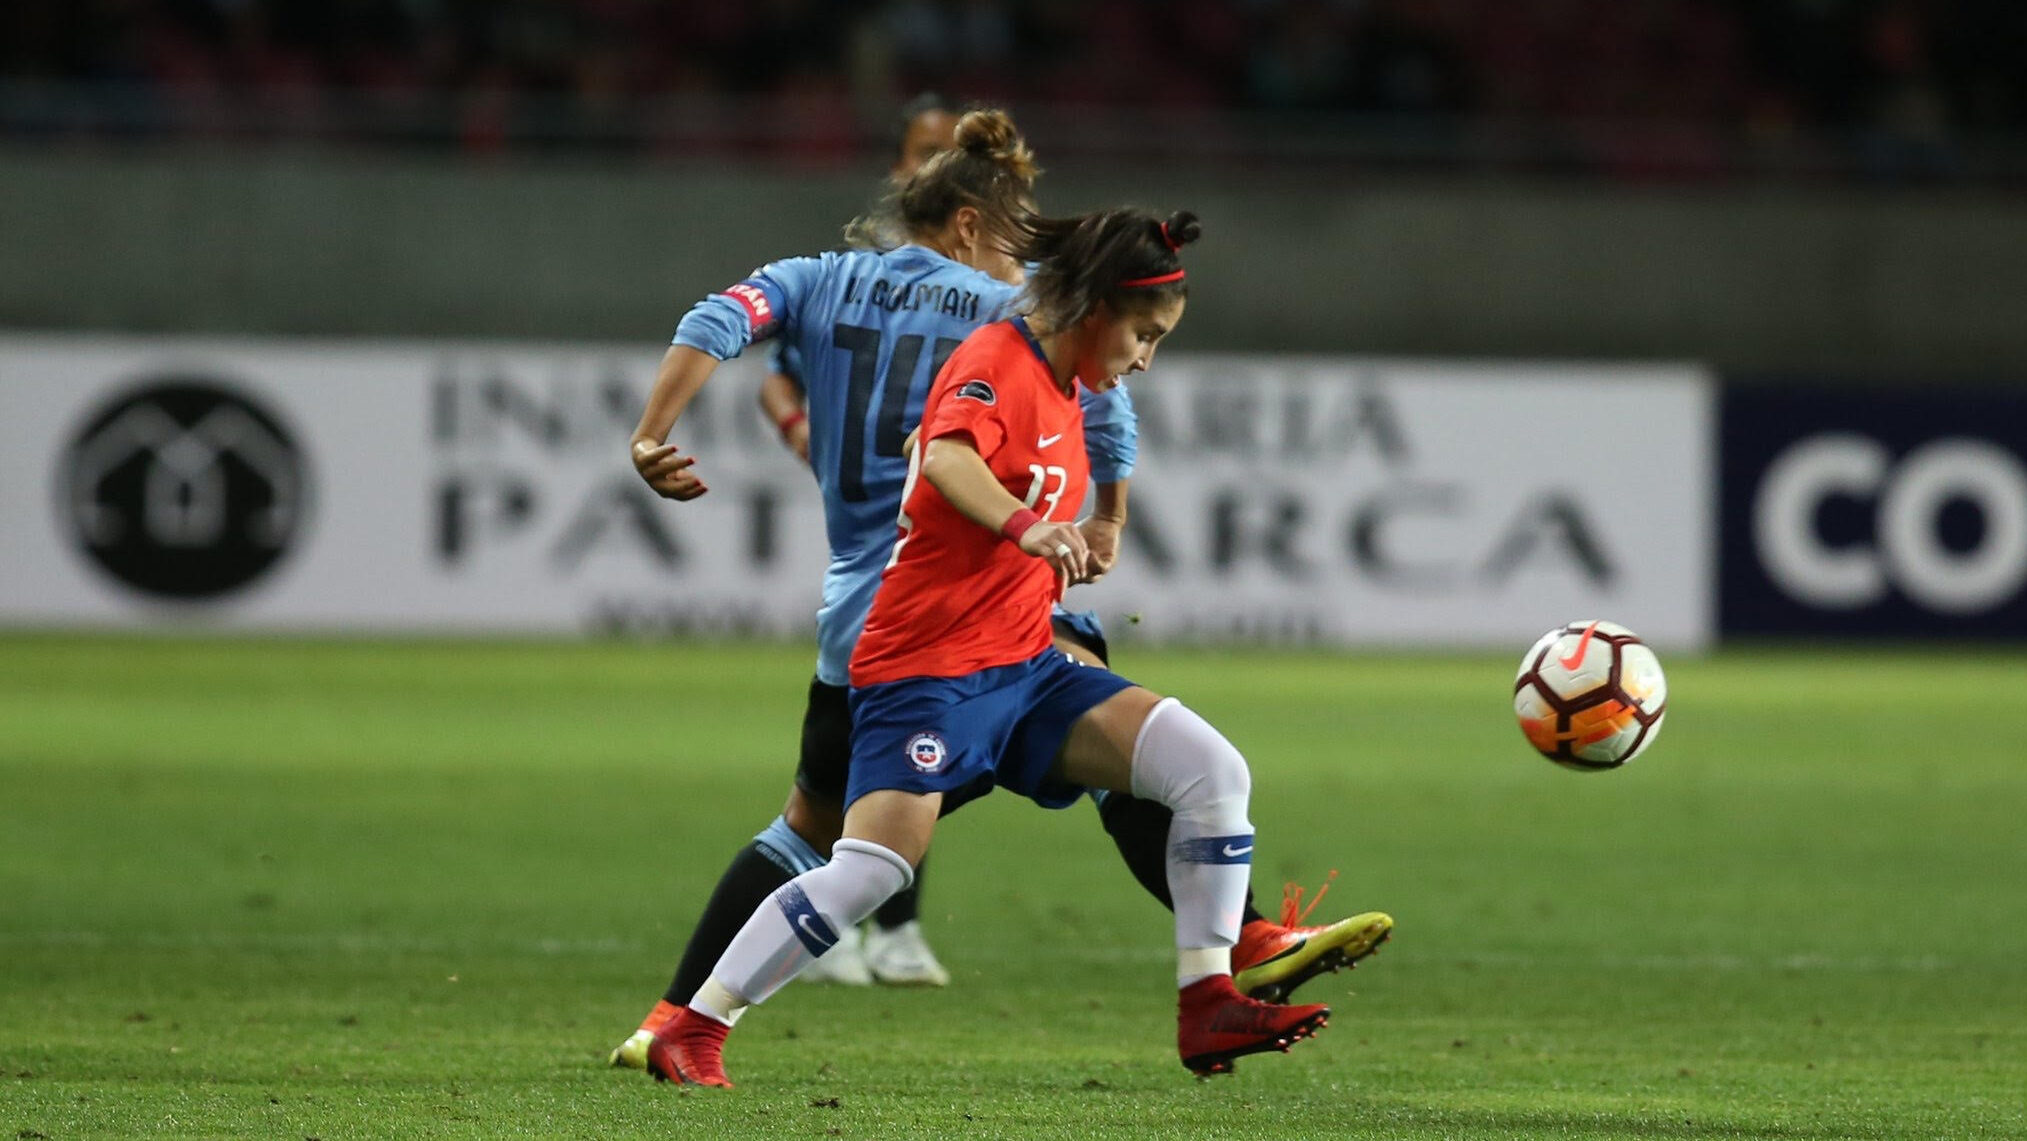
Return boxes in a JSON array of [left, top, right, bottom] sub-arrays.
[[1118, 269, 1186, 288], [1119, 219, 1187, 287]]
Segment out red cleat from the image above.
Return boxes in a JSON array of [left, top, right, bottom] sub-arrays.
[[1177, 974, 1329, 1076], [646, 1007, 735, 1088], [1232, 873, 1393, 1003]]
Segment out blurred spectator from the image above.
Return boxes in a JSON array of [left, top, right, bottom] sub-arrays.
[[1, 0, 2023, 178]]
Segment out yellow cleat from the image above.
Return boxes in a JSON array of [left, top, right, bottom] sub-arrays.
[[1232, 875, 1392, 1002], [1233, 911, 1392, 1002], [609, 1029, 654, 1070], [609, 1000, 683, 1070]]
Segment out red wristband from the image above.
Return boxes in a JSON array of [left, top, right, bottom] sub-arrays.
[[775, 409, 807, 438], [999, 508, 1042, 544]]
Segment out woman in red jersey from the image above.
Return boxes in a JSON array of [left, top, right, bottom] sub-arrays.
[[649, 208, 1389, 1085]]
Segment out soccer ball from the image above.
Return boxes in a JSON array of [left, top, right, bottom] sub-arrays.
[[1513, 620, 1668, 772]]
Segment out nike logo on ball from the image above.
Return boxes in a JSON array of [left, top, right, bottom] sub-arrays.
[[1559, 621, 1601, 671], [1221, 844, 1253, 858], [1037, 432, 1063, 448]]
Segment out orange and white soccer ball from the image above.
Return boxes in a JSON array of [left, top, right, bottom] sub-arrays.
[[1513, 620, 1668, 771]]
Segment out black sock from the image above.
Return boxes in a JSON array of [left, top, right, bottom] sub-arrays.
[[1097, 792, 1265, 925], [663, 841, 795, 1006], [873, 855, 925, 928]]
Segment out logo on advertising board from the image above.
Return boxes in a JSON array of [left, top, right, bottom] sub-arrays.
[[1721, 385, 2027, 637], [59, 378, 310, 600]]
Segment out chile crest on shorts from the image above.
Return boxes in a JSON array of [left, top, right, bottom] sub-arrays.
[[906, 732, 948, 772]]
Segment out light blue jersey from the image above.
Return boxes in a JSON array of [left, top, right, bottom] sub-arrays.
[[675, 244, 1138, 685]]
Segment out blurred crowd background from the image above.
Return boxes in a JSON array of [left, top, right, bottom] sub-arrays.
[[3, 1, 2023, 372], [5, 0, 2024, 179]]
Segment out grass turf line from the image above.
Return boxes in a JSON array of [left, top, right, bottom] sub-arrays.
[[2, 636, 2024, 1139]]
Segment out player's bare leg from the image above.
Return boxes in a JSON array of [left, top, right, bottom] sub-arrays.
[[779, 784, 843, 849]]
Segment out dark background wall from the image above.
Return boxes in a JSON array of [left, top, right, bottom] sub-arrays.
[[5, 148, 2024, 377]]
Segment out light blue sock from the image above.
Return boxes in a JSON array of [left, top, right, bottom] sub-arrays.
[[752, 814, 826, 876]]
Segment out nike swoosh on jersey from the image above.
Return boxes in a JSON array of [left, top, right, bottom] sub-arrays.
[[1037, 432, 1063, 448], [1558, 621, 1602, 671]]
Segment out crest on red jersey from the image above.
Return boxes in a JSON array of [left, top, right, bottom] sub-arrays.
[[955, 380, 996, 405]]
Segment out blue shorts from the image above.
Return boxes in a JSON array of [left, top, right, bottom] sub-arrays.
[[846, 649, 1138, 811], [1049, 605, 1110, 664]]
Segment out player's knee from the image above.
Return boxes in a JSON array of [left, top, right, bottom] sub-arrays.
[[812, 838, 915, 920], [1128, 698, 1251, 819], [783, 787, 845, 854]]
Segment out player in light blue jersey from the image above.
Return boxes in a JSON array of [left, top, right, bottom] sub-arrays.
[[757, 92, 962, 466], [750, 95, 1140, 987], [611, 108, 1382, 1072]]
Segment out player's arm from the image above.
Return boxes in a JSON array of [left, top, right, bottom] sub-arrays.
[[632, 257, 821, 499], [631, 346, 720, 500], [1082, 479, 1128, 580], [758, 369, 809, 464], [921, 434, 1090, 584], [1079, 382, 1138, 578]]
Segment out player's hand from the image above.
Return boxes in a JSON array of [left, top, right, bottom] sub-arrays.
[[1017, 520, 1089, 593], [632, 440, 708, 500], [1078, 515, 1122, 583]]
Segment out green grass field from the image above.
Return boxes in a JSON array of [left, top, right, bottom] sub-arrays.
[[3, 636, 2024, 1140]]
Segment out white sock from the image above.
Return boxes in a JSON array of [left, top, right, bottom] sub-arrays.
[[692, 838, 913, 1014], [689, 978, 747, 1026], [1128, 699, 1254, 987], [1176, 946, 1231, 989]]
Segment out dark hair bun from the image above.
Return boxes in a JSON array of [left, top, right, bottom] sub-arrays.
[[1162, 210, 1203, 249]]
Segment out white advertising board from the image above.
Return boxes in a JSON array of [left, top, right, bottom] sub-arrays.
[[1076, 355, 1714, 649], [0, 335, 1713, 649]]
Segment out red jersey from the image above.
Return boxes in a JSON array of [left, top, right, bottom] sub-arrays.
[[850, 319, 1088, 686]]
